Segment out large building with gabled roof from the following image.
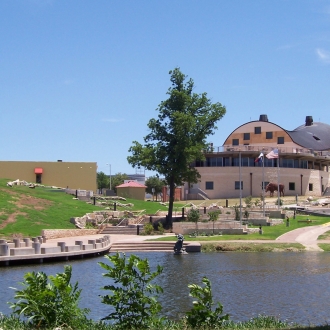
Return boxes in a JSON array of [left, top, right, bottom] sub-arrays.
[[185, 115, 330, 199]]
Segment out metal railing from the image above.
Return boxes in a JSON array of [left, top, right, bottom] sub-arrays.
[[204, 145, 330, 156]]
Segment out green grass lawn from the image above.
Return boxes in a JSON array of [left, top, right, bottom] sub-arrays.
[[0, 178, 102, 238], [0, 179, 169, 238], [1, 177, 330, 242]]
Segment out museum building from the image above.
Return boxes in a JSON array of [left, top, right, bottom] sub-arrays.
[[186, 115, 330, 199]]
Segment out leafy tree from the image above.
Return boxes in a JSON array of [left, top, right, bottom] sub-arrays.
[[97, 171, 109, 190], [208, 210, 221, 234], [187, 208, 200, 236], [111, 172, 129, 193], [145, 175, 165, 201], [127, 68, 226, 227], [9, 265, 89, 328], [98, 252, 163, 328]]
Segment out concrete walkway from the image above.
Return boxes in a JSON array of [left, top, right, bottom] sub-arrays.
[[276, 222, 330, 251]]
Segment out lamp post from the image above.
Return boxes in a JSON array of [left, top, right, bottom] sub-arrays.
[[106, 163, 111, 190], [239, 150, 242, 227]]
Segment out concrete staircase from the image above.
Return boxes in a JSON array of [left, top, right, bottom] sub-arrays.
[[101, 225, 143, 235], [110, 241, 183, 252]]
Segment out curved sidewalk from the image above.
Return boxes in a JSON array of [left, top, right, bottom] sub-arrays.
[[276, 222, 330, 251]]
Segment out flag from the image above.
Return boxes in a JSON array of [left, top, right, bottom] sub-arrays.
[[254, 152, 264, 163], [266, 148, 279, 159]]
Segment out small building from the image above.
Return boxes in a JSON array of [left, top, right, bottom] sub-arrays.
[[0, 160, 97, 191], [116, 180, 147, 200]]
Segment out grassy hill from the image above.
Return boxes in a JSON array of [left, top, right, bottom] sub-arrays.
[[0, 178, 173, 239]]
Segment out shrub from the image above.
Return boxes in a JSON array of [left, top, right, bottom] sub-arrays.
[[157, 222, 164, 234], [98, 252, 163, 328], [208, 210, 221, 234], [143, 222, 154, 235], [185, 277, 229, 328], [9, 265, 88, 328], [187, 208, 200, 235], [244, 195, 253, 208]]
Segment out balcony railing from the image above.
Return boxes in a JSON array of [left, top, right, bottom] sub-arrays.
[[204, 145, 330, 157]]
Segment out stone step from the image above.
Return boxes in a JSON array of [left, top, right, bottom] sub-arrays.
[[101, 226, 142, 235], [110, 241, 185, 252]]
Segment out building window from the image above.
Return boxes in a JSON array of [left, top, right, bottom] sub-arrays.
[[277, 137, 284, 144], [223, 157, 230, 166], [266, 132, 273, 139], [235, 181, 243, 190], [243, 133, 250, 140], [309, 183, 313, 191], [289, 182, 295, 190], [205, 181, 214, 190], [232, 139, 239, 146], [254, 127, 261, 134]]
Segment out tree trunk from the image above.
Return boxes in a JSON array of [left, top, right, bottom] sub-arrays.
[[167, 178, 175, 230]]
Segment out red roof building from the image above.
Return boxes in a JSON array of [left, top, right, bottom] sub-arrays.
[[116, 181, 147, 200]]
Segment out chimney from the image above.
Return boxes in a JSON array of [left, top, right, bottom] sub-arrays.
[[259, 114, 268, 122], [305, 116, 313, 126]]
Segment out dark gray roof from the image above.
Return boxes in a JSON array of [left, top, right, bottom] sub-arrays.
[[287, 122, 330, 151]]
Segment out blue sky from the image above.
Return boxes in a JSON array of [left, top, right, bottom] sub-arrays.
[[1, 0, 330, 178]]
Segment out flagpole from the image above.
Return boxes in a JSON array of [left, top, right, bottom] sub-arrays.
[[262, 152, 265, 217], [277, 149, 280, 210], [239, 149, 242, 227]]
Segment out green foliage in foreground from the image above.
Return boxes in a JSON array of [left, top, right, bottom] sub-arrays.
[[185, 277, 229, 328], [99, 253, 163, 328], [8, 265, 89, 328], [2, 253, 328, 330], [0, 313, 310, 330]]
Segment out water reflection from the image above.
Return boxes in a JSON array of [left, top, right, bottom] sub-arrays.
[[1, 252, 330, 326]]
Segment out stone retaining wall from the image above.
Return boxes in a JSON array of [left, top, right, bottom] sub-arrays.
[[173, 222, 248, 235], [41, 229, 99, 239]]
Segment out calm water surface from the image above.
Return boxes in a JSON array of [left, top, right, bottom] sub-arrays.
[[1, 252, 330, 326]]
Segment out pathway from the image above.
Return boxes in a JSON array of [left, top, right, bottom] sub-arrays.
[[276, 222, 330, 251]]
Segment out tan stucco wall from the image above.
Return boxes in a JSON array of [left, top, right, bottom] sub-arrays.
[[224, 121, 297, 147], [0, 161, 97, 191], [117, 187, 146, 200], [193, 166, 329, 198]]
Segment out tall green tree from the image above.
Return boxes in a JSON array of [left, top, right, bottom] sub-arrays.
[[97, 171, 109, 190], [127, 68, 226, 227], [111, 172, 129, 193], [145, 175, 165, 201]]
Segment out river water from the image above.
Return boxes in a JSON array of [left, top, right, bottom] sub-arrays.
[[1, 252, 330, 326]]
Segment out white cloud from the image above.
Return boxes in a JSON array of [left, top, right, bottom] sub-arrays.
[[316, 48, 330, 63], [102, 118, 125, 123]]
